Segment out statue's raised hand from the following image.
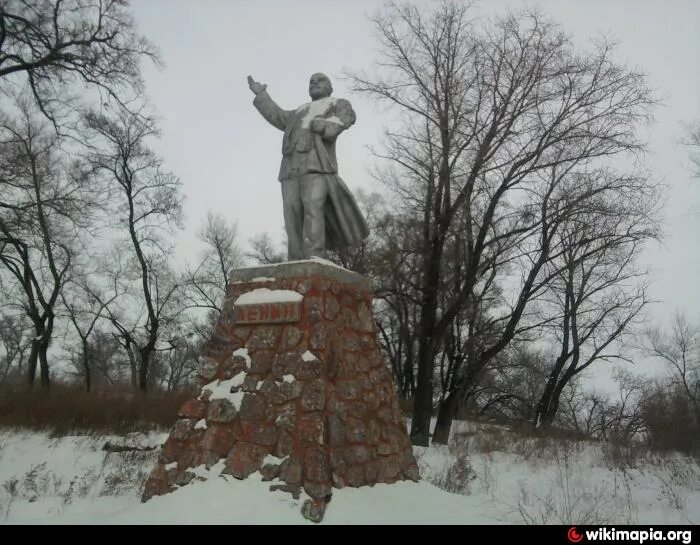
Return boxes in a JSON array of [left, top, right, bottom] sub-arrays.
[[247, 75, 267, 95]]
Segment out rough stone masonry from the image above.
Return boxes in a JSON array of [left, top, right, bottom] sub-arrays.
[[142, 259, 419, 522]]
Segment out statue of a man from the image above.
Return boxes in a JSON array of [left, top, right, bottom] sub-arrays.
[[247, 73, 369, 260]]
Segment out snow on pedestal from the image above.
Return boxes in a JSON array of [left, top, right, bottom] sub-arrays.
[[142, 260, 419, 523]]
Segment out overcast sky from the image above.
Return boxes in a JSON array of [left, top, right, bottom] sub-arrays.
[[129, 0, 700, 342]]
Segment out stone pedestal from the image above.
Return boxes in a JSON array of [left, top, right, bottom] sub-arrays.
[[142, 259, 419, 521]]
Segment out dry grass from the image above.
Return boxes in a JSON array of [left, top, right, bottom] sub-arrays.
[[446, 417, 590, 463], [599, 436, 649, 469], [513, 447, 638, 525], [0, 383, 192, 435]]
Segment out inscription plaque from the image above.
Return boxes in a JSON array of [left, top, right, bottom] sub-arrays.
[[234, 301, 301, 324]]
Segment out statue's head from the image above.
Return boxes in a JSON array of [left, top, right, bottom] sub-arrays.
[[309, 73, 333, 100]]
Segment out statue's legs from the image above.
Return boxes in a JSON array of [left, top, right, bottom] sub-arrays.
[[281, 174, 329, 260], [281, 178, 304, 260], [299, 173, 328, 259]]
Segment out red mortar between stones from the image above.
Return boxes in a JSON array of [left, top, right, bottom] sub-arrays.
[[142, 271, 419, 511]]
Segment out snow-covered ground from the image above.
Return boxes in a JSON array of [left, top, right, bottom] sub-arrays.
[[0, 421, 698, 524]]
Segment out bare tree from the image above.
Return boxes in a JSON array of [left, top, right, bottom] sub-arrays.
[[84, 104, 183, 393], [371, 212, 423, 398], [556, 370, 648, 441], [0, 98, 94, 388], [64, 327, 125, 387], [182, 212, 243, 315], [180, 212, 244, 352], [0, 312, 31, 383], [462, 343, 549, 423], [0, 0, 158, 131], [148, 315, 201, 392], [685, 121, 700, 178], [0, 1, 161, 391], [431, 215, 507, 443], [642, 379, 700, 454], [533, 177, 659, 429], [601, 369, 648, 442], [247, 232, 285, 265], [103, 295, 140, 389], [645, 312, 700, 430], [77, 249, 142, 388], [60, 273, 121, 391], [555, 379, 604, 437], [348, 2, 655, 445]]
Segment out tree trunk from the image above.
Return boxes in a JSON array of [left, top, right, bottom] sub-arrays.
[[410, 244, 442, 446], [402, 345, 415, 398], [410, 347, 433, 446], [82, 339, 91, 393], [27, 341, 39, 387], [432, 388, 460, 445], [138, 348, 150, 393], [125, 343, 137, 389], [16, 348, 25, 375], [534, 374, 564, 430], [38, 341, 50, 389]]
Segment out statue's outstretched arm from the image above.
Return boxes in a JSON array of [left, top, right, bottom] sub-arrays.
[[249, 76, 293, 132]]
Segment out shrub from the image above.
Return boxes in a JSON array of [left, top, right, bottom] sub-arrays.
[[0, 382, 192, 435]]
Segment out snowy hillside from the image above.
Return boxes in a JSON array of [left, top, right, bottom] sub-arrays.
[[0, 421, 698, 524]]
